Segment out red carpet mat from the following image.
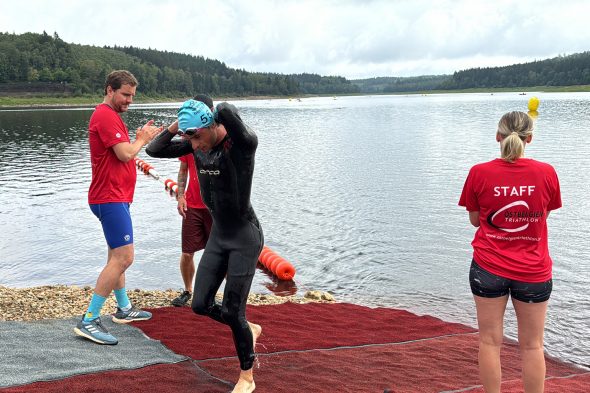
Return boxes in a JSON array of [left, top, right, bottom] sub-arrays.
[[135, 302, 476, 359], [2, 302, 588, 392], [0, 361, 231, 393], [197, 335, 587, 393], [460, 373, 590, 393]]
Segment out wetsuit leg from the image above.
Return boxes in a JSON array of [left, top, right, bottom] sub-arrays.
[[222, 252, 257, 369], [192, 221, 263, 370], [191, 230, 227, 323], [221, 221, 263, 370]]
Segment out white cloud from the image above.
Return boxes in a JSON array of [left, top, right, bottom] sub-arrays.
[[1, 0, 589, 78]]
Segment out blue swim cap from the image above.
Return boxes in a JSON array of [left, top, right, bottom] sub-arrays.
[[177, 99, 214, 131]]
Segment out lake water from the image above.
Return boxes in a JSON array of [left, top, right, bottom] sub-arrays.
[[0, 93, 588, 368]]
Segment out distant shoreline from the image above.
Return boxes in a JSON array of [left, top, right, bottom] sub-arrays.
[[1, 86, 590, 109], [0, 95, 282, 110]]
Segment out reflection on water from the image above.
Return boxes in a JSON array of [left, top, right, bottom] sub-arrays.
[[258, 268, 298, 296], [1, 93, 589, 368]]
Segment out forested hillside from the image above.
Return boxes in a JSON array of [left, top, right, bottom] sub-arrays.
[[439, 52, 590, 89], [0, 31, 359, 97], [2, 31, 590, 97], [351, 75, 451, 93], [353, 52, 590, 93]]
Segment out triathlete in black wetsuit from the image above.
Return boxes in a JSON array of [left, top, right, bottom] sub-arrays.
[[146, 99, 263, 393]]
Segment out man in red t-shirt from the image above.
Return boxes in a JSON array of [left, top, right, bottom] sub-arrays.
[[171, 94, 214, 307], [74, 70, 161, 346]]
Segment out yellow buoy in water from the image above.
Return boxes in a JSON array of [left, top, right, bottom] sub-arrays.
[[528, 96, 540, 111], [527, 110, 538, 120]]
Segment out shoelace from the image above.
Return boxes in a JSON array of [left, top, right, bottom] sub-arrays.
[[93, 318, 107, 333]]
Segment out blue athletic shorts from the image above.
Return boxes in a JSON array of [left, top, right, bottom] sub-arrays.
[[469, 259, 552, 303], [90, 203, 133, 249]]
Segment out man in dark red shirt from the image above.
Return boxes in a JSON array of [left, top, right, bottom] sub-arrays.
[[75, 70, 161, 345], [171, 95, 214, 307]]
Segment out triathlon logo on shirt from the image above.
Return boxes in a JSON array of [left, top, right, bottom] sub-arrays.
[[116, 133, 121, 138], [488, 185, 544, 232]]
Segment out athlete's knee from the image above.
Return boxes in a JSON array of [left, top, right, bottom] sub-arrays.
[[191, 297, 209, 316], [479, 331, 504, 348], [120, 256, 134, 270], [180, 252, 194, 263], [221, 307, 243, 326], [109, 250, 134, 271], [518, 336, 544, 352]]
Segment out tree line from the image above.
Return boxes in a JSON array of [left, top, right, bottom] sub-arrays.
[[2, 31, 590, 96], [352, 53, 590, 93], [439, 52, 590, 89], [0, 31, 359, 97], [351, 75, 451, 93]]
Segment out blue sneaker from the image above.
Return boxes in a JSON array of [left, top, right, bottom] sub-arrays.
[[112, 306, 152, 324], [74, 316, 118, 345]]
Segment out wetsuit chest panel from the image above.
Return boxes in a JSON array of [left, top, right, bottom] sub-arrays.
[[195, 137, 255, 223]]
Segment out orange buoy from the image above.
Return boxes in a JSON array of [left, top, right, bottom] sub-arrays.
[[274, 260, 296, 281], [259, 247, 272, 259], [268, 255, 283, 271], [270, 257, 284, 273], [259, 251, 274, 270], [257, 246, 296, 281], [258, 247, 275, 265], [260, 252, 274, 268]]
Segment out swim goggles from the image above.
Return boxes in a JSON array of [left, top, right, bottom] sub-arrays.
[[177, 127, 201, 137]]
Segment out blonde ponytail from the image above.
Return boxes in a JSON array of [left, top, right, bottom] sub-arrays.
[[497, 111, 534, 162]]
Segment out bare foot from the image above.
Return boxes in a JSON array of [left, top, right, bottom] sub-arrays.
[[231, 322, 260, 393], [232, 371, 255, 393], [248, 322, 262, 349]]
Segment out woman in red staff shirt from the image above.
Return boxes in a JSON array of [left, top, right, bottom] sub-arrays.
[[459, 111, 561, 393]]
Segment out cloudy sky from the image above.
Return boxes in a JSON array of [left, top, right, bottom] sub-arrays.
[[1, 0, 589, 79]]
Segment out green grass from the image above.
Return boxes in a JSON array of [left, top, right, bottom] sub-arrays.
[[0, 95, 100, 107], [0, 95, 177, 108], [1, 85, 590, 108]]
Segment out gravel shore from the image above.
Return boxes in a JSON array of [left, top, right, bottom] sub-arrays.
[[0, 285, 335, 321]]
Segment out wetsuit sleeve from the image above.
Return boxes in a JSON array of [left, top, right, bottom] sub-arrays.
[[215, 102, 258, 149], [146, 129, 193, 158]]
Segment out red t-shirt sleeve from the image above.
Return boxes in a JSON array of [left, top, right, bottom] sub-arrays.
[[547, 169, 562, 211], [96, 109, 129, 148], [459, 168, 479, 211]]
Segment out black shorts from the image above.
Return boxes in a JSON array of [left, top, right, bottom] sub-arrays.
[[469, 260, 552, 303], [181, 207, 213, 254]]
